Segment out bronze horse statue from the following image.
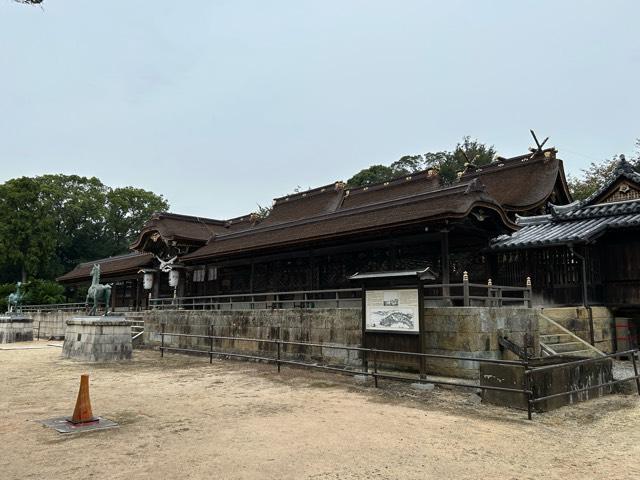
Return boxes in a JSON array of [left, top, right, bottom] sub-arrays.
[[7, 281, 25, 313], [86, 264, 112, 316]]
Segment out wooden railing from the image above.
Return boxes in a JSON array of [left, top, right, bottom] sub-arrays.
[[423, 273, 533, 308]]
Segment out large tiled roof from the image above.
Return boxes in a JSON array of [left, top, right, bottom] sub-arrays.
[[130, 212, 255, 250], [260, 183, 346, 226], [57, 252, 153, 283], [184, 181, 514, 261], [460, 150, 571, 211]]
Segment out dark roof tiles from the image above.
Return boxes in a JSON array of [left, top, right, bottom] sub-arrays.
[[57, 252, 153, 283]]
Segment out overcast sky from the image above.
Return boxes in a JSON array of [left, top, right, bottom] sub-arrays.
[[1, 1, 638, 217]]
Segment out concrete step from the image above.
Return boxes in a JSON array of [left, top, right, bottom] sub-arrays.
[[549, 341, 584, 353], [562, 349, 597, 357], [540, 333, 573, 344]]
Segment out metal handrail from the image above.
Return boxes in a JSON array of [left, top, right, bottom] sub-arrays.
[[149, 288, 363, 311], [20, 302, 86, 312]]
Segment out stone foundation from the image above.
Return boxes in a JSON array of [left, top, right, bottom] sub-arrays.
[[0, 315, 34, 343], [63, 317, 132, 361]]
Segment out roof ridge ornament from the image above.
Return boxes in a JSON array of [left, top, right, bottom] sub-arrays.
[[463, 178, 487, 195]]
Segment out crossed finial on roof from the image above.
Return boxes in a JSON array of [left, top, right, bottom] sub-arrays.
[[528, 130, 549, 157]]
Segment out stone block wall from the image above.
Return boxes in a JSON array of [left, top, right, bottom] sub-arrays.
[[63, 318, 133, 362], [541, 306, 615, 353], [143, 309, 364, 366], [143, 307, 540, 379], [28, 310, 79, 340], [422, 307, 540, 379], [0, 316, 34, 343]]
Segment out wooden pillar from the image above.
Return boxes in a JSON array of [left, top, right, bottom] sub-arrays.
[[441, 228, 450, 297], [134, 278, 140, 311], [418, 280, 426, 378]]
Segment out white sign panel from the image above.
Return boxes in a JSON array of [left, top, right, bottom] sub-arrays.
[[365, 289, 419, 333]]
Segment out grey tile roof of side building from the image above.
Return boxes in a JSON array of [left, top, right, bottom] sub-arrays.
[[491, 157, 640, 250]]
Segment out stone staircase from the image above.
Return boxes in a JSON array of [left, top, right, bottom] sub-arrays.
[[539, 313, 605, 358], [124, 312, 145, 344]]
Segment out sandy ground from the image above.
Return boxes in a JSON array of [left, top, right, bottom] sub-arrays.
[[1, 342, 639, 480]]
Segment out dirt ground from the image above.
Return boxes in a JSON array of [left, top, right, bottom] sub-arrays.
[[1, 342, 639, 480]]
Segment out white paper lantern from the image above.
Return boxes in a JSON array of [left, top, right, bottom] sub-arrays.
[[169, 269, 180, 287], [143, 272, 154, 290]]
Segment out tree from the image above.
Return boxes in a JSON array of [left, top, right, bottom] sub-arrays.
[[0, 175, 169, 283], [346, 137, 496, 187], [0, 177, 58, 281], [568, 139, 640, 201], [346, 165, 396, 187], [106, 187, 169, 253]]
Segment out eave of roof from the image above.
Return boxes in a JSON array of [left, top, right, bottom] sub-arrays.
[[57, 252, 153, 283]]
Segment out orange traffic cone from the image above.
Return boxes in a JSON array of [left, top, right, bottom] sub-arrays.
[[69, 374, 97, 424]]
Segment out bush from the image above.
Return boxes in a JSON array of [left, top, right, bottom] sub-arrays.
[[23, 280, 65, 305]]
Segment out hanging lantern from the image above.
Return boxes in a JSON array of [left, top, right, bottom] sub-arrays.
[[168, 269, 180, 288], [143, 272, 154, 290]]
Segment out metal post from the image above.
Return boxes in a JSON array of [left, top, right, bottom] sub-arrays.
[[631, 350, 640, 396], [373, 349, 379, 388], [277, 340, 281, 373], [208, 324, 213, 364], [37, 320, 41, 341], [161, 323, 165, 357], [523, 358, 533, 420], [462, 271, 470, 306]]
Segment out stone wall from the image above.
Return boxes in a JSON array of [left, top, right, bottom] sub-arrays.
[[143, 307, 540, 378], [422, 307, 540, 378], [541, 306, 615, 353], [143, 309, 364, 366], [28, 310, 80, 340]]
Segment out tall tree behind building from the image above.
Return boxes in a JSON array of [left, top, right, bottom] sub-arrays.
[[568, 139, 640, 200], [0, 175, 169, 282], [347, 136, 496, 187]]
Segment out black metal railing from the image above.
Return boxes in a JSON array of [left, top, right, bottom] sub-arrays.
[[20, 302, 86, 313], [150, 288, 363, 310], [157, 325, 640, 420]]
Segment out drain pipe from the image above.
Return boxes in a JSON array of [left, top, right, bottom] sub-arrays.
[[569, 244, 595, 346]]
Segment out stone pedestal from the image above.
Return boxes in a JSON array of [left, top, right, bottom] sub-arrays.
[[0, 315, 34, 343], [63, 317, 132, 362]]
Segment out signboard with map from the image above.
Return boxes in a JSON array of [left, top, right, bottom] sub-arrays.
[[365, 289, 419, 333]]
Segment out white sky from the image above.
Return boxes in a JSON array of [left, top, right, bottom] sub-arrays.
[[1, 1, 638, 217]]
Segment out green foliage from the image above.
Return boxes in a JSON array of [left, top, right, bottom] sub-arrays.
[[568, 141, 640, 201], [106, 187, 169, 252], [346, 165, 396, 187], [22, 280, 65, 305], [346, 137, 496, 187], [0, 174, 169, 283]]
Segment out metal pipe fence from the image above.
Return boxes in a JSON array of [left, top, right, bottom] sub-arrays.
[[20, 302, 86, 313], [150, 288, 363, 310], [157, 326, 640, 420]]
